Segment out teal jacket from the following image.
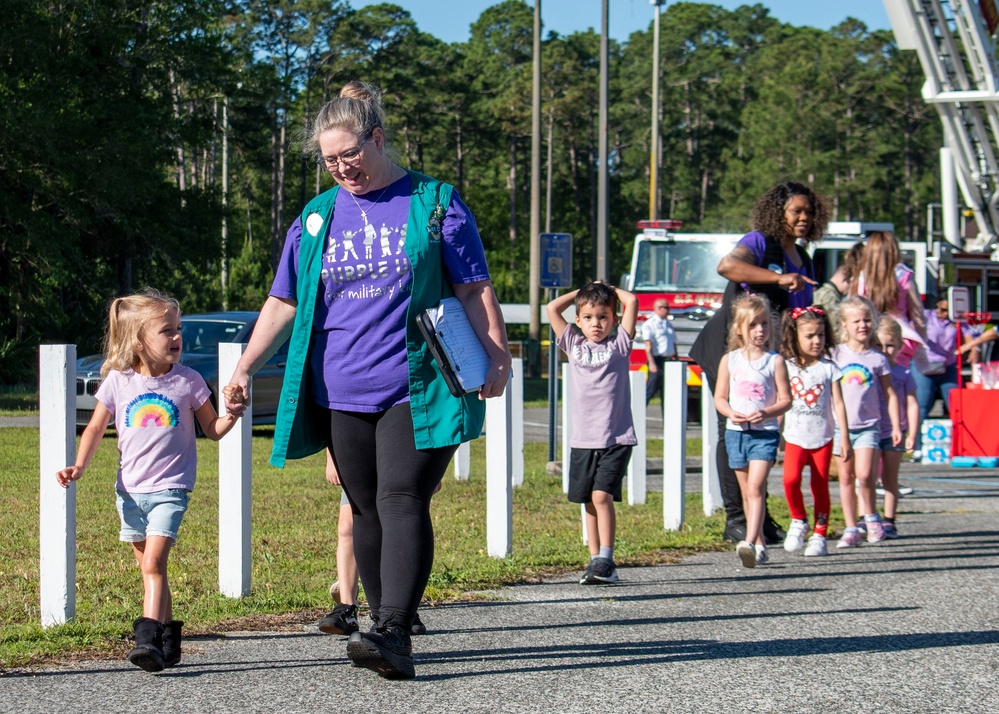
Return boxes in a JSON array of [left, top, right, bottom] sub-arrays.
[[269, 170, 486, 467]]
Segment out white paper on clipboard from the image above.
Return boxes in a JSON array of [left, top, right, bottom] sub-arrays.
[[428, 297, 491, 393]]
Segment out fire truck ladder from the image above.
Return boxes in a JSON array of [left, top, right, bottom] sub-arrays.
[[885, 0, 999, 252]]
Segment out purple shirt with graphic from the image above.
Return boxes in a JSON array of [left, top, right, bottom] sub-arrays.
[[831, 344, 891, 430], [96, 365, 211, 493], [736, 231, 814, 309], [879, 362, 917, 439], [271, 174, 489, 412]]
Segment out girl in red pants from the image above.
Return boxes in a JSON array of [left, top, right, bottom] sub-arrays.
[[779, 307, 852, 556]]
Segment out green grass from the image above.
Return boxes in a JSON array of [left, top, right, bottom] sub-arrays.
[[0, 425, 828, 668], [0, 385, 37, 416]]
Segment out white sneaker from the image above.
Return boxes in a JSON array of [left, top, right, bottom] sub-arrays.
[[736, 540, 756, 568], [803, 534, 829, 556], [755, 544, 769, 565], [783, 519, 809, 553]]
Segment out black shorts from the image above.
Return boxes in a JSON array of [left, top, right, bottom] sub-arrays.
[[568, 445, 633, 504]]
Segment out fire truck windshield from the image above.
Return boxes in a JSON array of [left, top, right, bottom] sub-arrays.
[[632, 240, 728, 293]]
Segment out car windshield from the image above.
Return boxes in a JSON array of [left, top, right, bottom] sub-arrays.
[[182, 320, 247, 354], [632, 241, 729, 292]]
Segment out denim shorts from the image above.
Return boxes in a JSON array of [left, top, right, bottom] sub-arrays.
[[116, 489, 190, 543], [879, 437, 905, 453], [725, 429, 780, 469], [833, 426, 881, 456]]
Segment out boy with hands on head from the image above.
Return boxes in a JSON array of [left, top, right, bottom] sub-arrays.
[[547, 281, 639, 584]]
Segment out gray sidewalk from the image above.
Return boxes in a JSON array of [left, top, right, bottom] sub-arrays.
[[4, 462, 999, 713]]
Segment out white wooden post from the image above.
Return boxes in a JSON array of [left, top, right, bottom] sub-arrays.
[[453, 441, 470, 481], [486, 386, 513, 557], [701, 380, 722, 515], [218, 344, 252, 598], [627, 371, 647, 505], [663, 362, 687, 530], [562, 365, 587, 542], [39, 345, 77, 627], [511, 357, 525, 487], [561, 363, 572, 495]]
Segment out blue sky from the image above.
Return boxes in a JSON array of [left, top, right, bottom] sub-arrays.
[[352, 0, 890, 44]]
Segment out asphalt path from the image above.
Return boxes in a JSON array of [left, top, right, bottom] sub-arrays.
[[5, 450, 999, 712]]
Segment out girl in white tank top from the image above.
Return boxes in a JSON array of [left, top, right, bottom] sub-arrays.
[[714, 295, 792, 568]]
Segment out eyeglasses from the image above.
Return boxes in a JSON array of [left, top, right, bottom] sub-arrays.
[[317, 134, 372, 170]]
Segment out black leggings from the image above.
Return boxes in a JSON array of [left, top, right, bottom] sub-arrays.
[[327, 404, 457, 630]]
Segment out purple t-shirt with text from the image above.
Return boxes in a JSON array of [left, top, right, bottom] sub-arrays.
[[831, 344, 891, 430], [271, 174, 489, 411]]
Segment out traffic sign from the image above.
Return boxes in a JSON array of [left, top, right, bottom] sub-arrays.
[[540, 233, 573, 288]]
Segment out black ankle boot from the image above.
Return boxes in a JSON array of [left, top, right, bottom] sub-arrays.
[[127, 617, 165, 672], [162, 620, 184, 667]]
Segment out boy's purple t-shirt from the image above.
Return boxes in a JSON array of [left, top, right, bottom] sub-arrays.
[[270, 174, 489, 411], [736, 231, 814, 309], [879, 362, 917, 439], [831, 344, 891, 430], [556, 326, 637, 449], [95, 365, 211, 493]]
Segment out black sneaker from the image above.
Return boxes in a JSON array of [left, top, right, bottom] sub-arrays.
[[722, 519, 747, 544], [410, 612, 427, 636], [763, 515, 786, 546], [346, 625, 415, 680], [579, 561, 595, 584], [583, 556, 619, 584], [318, 603, 359, 635]]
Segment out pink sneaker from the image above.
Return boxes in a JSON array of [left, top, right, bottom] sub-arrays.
[[836, 528, 863, 548], [865, 519, 886, 543]]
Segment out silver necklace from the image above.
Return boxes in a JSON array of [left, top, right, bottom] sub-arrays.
[[348, 183, 392, 226]]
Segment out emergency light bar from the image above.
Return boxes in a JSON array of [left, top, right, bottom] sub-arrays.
[[637, 219, 683, 231]]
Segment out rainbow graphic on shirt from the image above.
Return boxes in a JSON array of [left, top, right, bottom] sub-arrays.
[[839, 364, 873, 387], [124, 392, 180, 428]]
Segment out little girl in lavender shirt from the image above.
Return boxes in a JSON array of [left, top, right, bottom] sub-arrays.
[[831, 297, 901, 548]]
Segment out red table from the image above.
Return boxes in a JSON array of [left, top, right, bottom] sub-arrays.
[[949, 387, 999, 457]]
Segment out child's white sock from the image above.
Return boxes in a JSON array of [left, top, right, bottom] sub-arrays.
[[598, 545, 614, 561]]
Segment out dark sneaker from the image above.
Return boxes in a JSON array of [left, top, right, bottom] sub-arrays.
[[346, 626, 415, 680], [579, 561, 595, 584], [723, 519, 747, 544], [584, 556, 619, 584], [318, 603, 359, 636], [763, 515, 786, 545], [410, 612, 427, 636]]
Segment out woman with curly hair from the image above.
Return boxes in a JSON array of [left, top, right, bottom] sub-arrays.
[[691, 180, 829, 544], [717, 181, 829, 309]]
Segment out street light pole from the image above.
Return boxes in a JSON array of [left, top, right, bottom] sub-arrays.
[[650, 0, 665, 221], [530, 1, 542, 359], [597, 0, 609, 281]]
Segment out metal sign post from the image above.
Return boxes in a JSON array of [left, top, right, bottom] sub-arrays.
[[540, 233, 573, 466]]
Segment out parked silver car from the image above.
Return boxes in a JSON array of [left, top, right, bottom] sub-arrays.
[[75, 312, 288, 427]]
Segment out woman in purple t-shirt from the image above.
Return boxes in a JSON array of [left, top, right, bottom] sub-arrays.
[[694, 181, 829, 545], [223, 82, 511, 680]]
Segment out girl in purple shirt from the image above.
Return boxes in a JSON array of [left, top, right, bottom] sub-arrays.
[[831, 297, 901, 548]]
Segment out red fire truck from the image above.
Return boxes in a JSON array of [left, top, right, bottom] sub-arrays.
[[620, 220, 929, 414]]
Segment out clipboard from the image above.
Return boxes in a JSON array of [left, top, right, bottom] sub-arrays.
[[417, 297, 491, 398]]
